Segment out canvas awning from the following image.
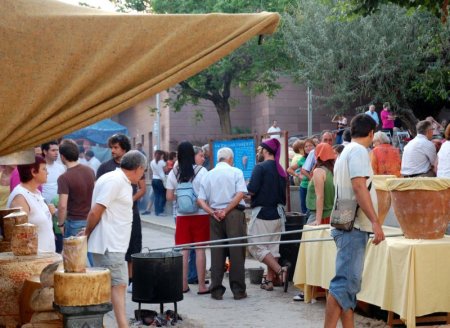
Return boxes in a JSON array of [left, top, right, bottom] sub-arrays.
[[0, 0, 280, 156]]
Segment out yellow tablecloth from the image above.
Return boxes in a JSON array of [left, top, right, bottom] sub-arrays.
[[293, 225, 450, 328]]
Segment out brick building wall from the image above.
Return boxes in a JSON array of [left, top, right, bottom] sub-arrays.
[[117, 78, 340, 152]]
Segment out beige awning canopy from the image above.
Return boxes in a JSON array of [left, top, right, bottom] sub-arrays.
[[0, 0, 280, 156]]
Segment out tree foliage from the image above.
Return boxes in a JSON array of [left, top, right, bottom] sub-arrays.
[[334, 0, 449, 23], [115, 0, 293, 134], [282, 0, 450, 133]]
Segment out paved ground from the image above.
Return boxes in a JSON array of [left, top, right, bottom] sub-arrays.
[[103, 213, 391, 328]]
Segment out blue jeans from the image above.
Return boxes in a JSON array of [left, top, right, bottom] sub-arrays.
[[152, 179, 166, 215], [64, 219, 93, 266], [329, 228, 369, 311], [299, 186, 308, 215], [188, 249, 198, 283]]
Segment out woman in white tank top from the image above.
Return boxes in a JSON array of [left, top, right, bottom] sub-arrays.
[[7, 155, 55, 253]]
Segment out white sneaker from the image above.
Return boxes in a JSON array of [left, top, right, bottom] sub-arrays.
[[127, 283, 133, 293], [293, 292, 304, 301]]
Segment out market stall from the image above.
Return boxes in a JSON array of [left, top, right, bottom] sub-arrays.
[[293, 225, 450, 328]]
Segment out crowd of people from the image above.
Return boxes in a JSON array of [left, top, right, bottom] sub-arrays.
[[1, 107, 449, 327]]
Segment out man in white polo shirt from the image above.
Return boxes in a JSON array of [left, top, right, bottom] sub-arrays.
[[84, 150, 147, 328], [401, 120, 437, 177]]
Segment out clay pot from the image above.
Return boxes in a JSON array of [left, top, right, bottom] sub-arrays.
[[373, 175, 396, 225], [387, 178, 450, 239]]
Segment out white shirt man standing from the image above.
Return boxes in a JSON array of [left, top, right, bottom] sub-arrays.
[[401, 120, 437, 177], [198, 147, 248, 301], [84, 150, 147, 328], [365, 105, 380, 127], [41, 141, 66, 203], [267, 120, 281, 139], [85, 150, 101, 175]]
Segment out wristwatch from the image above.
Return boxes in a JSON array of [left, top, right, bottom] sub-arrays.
[[57, 222, 65, 228]]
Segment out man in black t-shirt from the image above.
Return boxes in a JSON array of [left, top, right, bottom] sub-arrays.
[[97, 134, 146, 293], [247, 138, 288, 292]]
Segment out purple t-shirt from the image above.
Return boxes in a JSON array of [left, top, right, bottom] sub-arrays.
[[381, 109, 394, 129]]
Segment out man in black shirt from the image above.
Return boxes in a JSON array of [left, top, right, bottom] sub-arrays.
[[247, 138, 288, 292], [96, 134, 146, 293]]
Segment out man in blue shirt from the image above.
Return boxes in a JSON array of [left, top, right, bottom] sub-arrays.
[[365, 105, 380, 128]]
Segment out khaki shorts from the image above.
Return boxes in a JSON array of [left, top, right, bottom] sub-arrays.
[[248, 218, 282, 262], [92, 251, 128, 286]]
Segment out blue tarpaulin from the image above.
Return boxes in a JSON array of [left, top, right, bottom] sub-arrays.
[[64, 119, 128, 145]]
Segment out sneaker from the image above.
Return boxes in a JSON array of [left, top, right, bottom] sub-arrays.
[[293, 292, 304, 301], [127, 283, 133, 293], [141, 210, 151, 215]]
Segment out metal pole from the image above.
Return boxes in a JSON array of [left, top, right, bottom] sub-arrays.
[[156, 93, 160, 150], [177, 233, 404, 250], [147, 226, 330, 252], [307, 81, 312, 137]]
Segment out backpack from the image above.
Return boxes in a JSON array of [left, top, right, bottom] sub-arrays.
[[174, 165, 202, 214]]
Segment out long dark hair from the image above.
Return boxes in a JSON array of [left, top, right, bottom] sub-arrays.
[[177, 141, 195, 182]]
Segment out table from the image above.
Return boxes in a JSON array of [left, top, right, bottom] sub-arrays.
[[293, 225, 450, 328]]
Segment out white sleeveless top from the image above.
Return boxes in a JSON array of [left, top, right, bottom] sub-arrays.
[[7, 185, 56, 252]]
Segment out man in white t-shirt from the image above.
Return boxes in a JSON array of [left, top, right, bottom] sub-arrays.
[[85, 150, 101, 175], [41, 141, 66, 203], [41, 140, 66, 253], [267, 120, 281, 139], [84, 150, 147, 328], [325, 114, 385, 328]]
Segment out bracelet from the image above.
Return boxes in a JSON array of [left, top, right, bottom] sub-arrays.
[[57, 223, 65, 228]]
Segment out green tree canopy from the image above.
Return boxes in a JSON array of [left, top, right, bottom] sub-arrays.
[[336, 0, 449, 23], [115, 0, 293, 134], [282, 0, 450, 133]]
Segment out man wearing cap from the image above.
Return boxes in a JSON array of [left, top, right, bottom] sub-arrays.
[[247, 138, 288, 292], [198, 147, 248, 300]]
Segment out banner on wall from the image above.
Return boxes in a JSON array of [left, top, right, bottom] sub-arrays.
[[211, 136, 257, 181]]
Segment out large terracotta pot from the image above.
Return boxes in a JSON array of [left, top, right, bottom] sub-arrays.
[[373, 175, 396, 225], [387, 178, 450, 239], [0, 252, 62, 327]]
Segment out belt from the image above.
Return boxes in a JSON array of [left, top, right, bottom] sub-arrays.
[[403, 172, 426, 178]]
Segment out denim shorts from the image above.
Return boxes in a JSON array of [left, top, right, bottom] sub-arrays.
[[329, 228, 369, 311], [92, 251, 128, 286]]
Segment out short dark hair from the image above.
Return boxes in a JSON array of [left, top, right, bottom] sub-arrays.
[[108, 134, 131, 152], [41, 140, 58, 153], [85, 150, 95, 158], [351, 114, 376, 138], [18, 155, 46, 183], [343, 128, 352, 142], [59, 139, 79, 162]]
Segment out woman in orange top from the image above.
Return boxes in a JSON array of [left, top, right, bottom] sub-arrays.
[[370, 131, 401, 176]]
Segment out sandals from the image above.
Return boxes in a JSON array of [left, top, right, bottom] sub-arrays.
[[260, 279, 274, 291], [277, 266, 289, 293]]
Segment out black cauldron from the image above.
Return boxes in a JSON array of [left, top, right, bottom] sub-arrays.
[[131, 251, 183, 304]]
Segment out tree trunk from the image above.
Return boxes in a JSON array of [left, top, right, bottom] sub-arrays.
[[215, 101, 232, 135], [397, 107, 419, 137]]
